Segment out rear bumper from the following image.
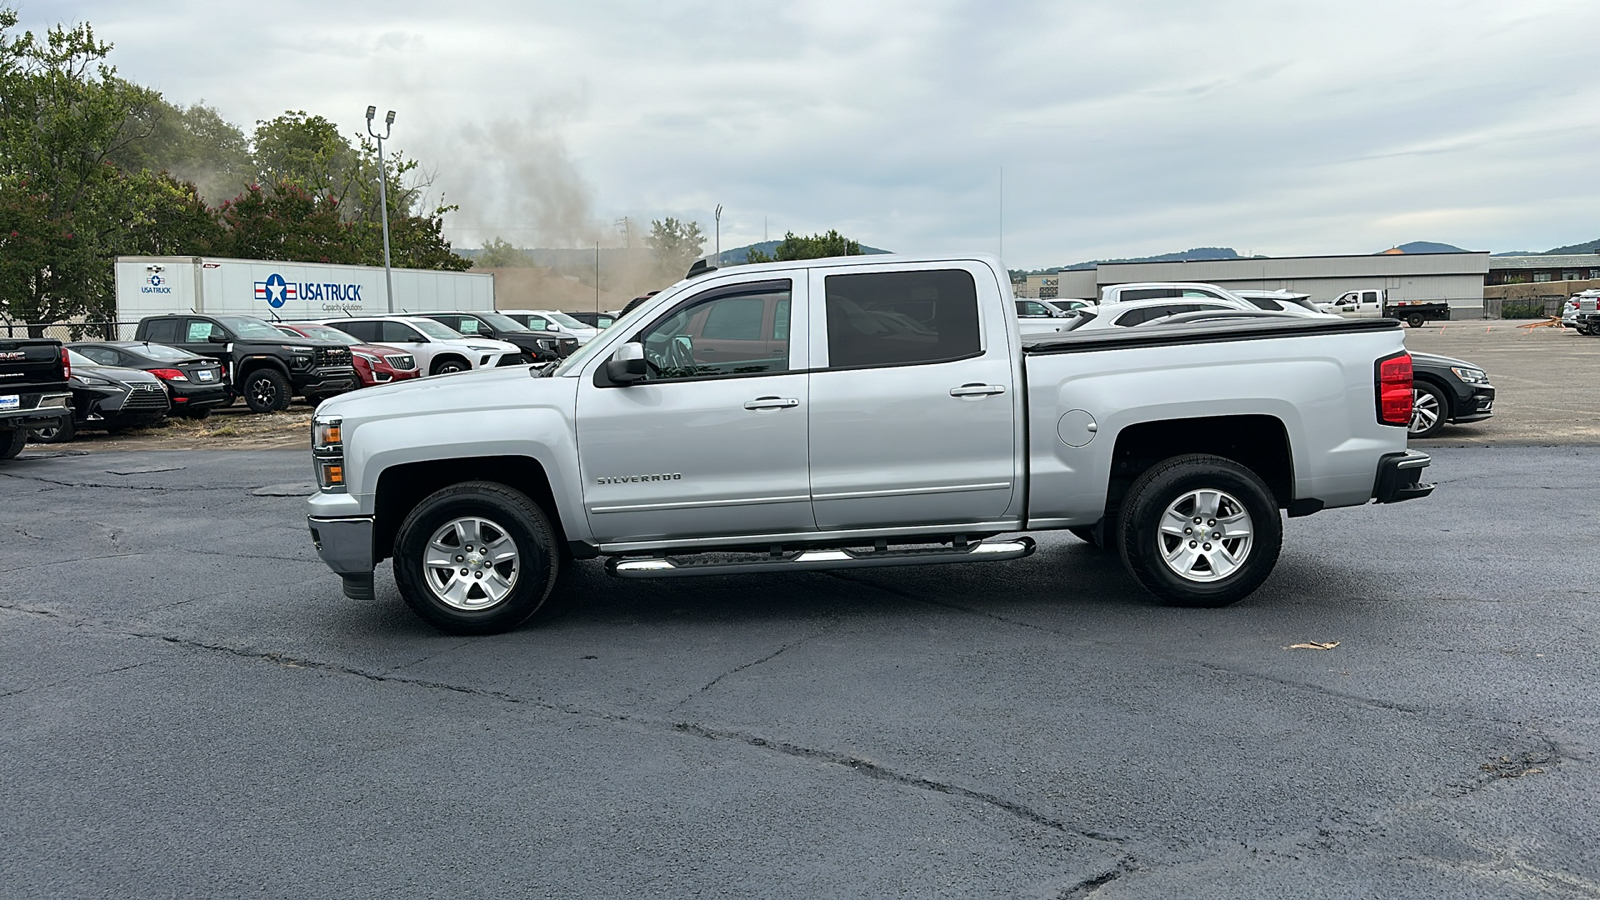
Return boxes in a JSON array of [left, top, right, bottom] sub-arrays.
[[1373, 450, 1434, 504], [0, 392, 71, 429]]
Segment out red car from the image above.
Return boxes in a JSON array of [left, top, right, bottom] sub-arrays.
[[275, 323, 422, 388]]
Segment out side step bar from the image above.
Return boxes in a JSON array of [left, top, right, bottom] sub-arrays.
[[606, 536, 1036, 579]]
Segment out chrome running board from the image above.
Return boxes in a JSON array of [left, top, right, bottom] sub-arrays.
[[606, 537, 1035, 579]]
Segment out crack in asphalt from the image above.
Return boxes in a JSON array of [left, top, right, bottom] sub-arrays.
[[1057, 858, 1138, 899], [670, 720, 1128, 848], [0, 659, 160, 701], [0, 472, 258, 492], [674, 619, 840, 710], [0, 601, 1128, 852]]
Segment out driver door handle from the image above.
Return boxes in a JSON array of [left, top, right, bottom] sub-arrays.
[[744, 397, 800, 410], [949, 383, 1006, 397]]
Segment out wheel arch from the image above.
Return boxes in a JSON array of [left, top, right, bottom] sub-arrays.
[[429, 353, 471, 375], [374, 455, 566, 565], [1410, 373, 1455, 420], [1106, 414, 1294, 517]]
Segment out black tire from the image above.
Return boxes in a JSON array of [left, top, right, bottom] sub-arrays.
[[0, 428, 26, 459], [242, 369, 291, 413], [29, 416, 76, 444], [1408, 380, 1449, 438], [431, 356, 469, 376], [392, 481, 563, 635], [1068, 526, 1102, 548], [1117, 454, 1282, 608], [1406, 313, 1425, 328]]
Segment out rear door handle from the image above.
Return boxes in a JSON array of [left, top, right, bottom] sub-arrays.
[[744, 397, 800, 410], [950, 383, 1006, 397]]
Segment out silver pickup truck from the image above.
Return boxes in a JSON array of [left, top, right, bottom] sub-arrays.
[[305, 255, 1433, 634]]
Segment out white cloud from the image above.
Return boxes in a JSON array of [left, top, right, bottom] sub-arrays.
[[18, 0, 1600, 266]]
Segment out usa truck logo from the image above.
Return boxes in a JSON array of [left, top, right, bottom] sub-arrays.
[[255, 273, 296, 309]]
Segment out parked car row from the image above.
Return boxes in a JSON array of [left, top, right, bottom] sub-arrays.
[[13, 307, 613, 444]]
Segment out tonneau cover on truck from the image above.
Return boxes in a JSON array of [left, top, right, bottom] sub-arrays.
[[1022, 316, 1402, 355]]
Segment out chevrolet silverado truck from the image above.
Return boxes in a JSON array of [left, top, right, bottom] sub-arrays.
[[0, 336, 73, 460], [305, 255, 1434, 634]]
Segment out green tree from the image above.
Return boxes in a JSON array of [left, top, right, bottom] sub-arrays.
[[0, 9, 148, 330], [647, 217, 706, 279], [745, 229, 863, 264], [477, 236, 532, 267], [214, 182, 362, 265], [251, 111, 361, 201], [108, 96, 252, 203]]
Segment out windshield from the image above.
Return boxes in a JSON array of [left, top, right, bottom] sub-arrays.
[[215, 315, 290, 340], [410, 318, 469, 341], [137, 342, 199, 360], [546, 311, 589, 330], [476, 312, 531, 332], [294, 324, 360, 345]]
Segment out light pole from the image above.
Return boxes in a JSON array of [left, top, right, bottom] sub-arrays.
[[714, 204, 722, 265], [365, 105, 396, 313]]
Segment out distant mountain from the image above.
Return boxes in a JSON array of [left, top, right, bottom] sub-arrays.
[[1538, 238, 1600, 255], [1385, 241, 1468, 254], [1060, 247, 1248, 271], [717, 240, 891, 264]]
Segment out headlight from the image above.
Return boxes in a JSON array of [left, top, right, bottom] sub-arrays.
[[74, 375, 114, 387], [537, 339, 556, 349], [353, 351, 380, 365], [313, 414, 346, 492], [466, 344, 496, 352], [1450, 367, 1489, 384]]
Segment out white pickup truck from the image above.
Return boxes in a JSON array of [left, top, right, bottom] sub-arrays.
[[306, 255, 1433, 634]]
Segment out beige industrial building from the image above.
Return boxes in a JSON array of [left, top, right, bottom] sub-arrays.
[[1024, 252, 1491, 317]]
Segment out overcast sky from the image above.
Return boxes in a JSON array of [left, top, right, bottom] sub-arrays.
[[20, 0, 1600, 266]]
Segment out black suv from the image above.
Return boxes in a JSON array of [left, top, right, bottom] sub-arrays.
[[415, 311, 578, 362], [0, 336, 72, 460], [135, 314, 357, 412]]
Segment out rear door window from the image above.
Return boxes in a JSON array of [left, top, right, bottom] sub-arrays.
[[339, 321, 380, 342], [1245, 297, 1282, 310], [77, 346, 119, 365], [381, 322, 424, 343], [143, 319, 180, 343], [1116, 307, 1156, 326], [823, 269, 980, 369]]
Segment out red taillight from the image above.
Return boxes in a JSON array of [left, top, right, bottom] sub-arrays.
[[1376, 351, 1413, 426], [60, 347, 70, 380], [149, 367, 188, 381]]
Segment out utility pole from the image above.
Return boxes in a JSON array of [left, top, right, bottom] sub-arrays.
[[365, 106, 396, 313], [998, 165, 1004, 263], [595, 242, 600, 314], [714, 204, 722, 265]]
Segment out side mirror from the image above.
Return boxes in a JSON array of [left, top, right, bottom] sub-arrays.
[[208, 332, 228, 343], [606, 342, 647, 384]]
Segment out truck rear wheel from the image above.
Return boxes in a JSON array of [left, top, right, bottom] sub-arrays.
[[1117, 454, 1281, 608], [0, 428, 26, 459], [392, 481, 562, 635], [1407, 313, 1425, 328]]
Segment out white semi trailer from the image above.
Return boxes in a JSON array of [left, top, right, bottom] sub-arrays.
[[115, 256, 493, 329]]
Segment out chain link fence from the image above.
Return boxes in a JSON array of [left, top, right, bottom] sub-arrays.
[[1483, 297, 1566, 319], [0, 320, 143, 342]]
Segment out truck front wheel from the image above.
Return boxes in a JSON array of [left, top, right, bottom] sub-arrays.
[[392, 481, 562, 635], [243, 369, 291, 413], [1117, 454, 1282, 608]]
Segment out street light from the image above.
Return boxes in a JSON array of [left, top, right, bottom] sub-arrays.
[[365, 105, 397, 313], [714, 204, 722, 266]]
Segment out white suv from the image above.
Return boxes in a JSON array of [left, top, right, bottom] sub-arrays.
[[497, 309, 600, 344], [312, 316, 521, 375]]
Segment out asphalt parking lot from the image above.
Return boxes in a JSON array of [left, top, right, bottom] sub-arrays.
[[3, 444, 1598, 898]]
